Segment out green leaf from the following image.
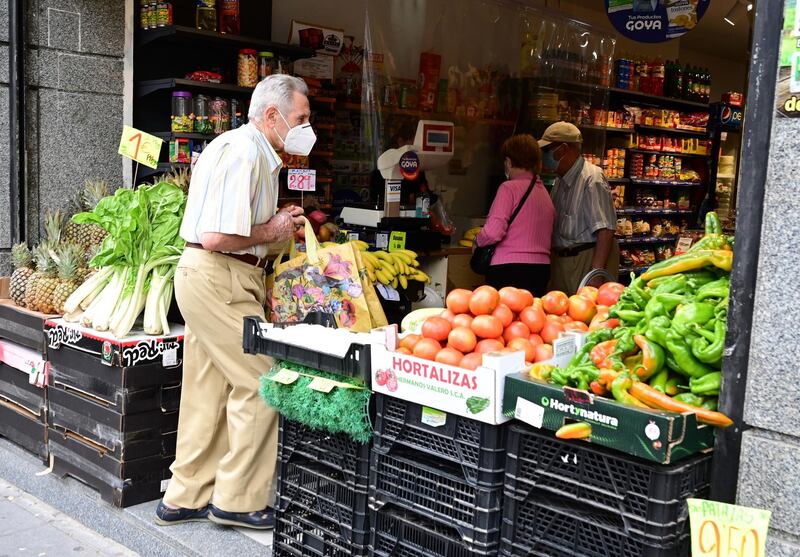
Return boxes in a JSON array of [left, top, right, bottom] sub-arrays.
[[466, 396, 490, 414]]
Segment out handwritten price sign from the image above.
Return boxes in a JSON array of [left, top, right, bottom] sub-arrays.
[[688, 499, 771, 557], [388, 231, 407, 252], [288, 168, 317, 191], [118, 126, 163, 169]]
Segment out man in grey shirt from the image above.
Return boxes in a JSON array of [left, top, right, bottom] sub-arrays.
[[539, 122, 619, 294]]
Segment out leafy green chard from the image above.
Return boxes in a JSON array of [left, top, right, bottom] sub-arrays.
[[64, 182, 186, 338], [466, 396, 491, 415]]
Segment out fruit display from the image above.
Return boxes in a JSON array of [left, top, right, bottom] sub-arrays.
[[393, 282, 626, 370], [9, 243, 34, 307], [346, 241, 430, 289], [63, 180, 109, 251], [535, 212, 734, 428], [458, 226, 482, 248]]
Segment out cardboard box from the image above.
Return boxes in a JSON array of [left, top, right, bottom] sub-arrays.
[[502, 373, 715, 464], [0, 400, 48, 462], [289, 20, 344, 56], [0, 299, 58, 354], [0, 362, 45, 418], [0, 277, 9, 300]]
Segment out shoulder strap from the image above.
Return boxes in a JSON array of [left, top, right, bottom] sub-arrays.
[[508, 176, 537, 227]]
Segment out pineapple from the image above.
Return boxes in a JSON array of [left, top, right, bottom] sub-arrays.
[[26, 210, 65, 312], [33, 246, 59, 315], [64, 179, 109, 250], [25, 244, 50, 312], [52, 244, 83, 314], [160, 167, 190, 194], [10, 243, 35, 307]]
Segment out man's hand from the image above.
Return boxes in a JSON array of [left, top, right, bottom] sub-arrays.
[[279, 205, 306, 236]]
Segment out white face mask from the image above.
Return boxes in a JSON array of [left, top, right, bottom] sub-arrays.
[[277, 110, 316, 156]]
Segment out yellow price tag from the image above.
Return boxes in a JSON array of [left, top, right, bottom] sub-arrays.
[[118, 125, 163, 169], [269, 369, 300, 385], [307, 376, 337, 393], [389, 231, 407, 252], [688, 498, 771, 557]]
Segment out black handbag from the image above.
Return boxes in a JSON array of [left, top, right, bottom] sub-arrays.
[[470, 176, 537, 275]]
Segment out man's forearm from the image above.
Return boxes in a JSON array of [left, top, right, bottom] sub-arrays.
[[201, 212, 295, 252], [591, 228, 615, 269]]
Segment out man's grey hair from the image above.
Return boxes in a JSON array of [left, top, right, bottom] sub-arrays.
[[248, 74, 308, 122]]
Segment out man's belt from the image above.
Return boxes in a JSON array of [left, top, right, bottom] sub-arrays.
[[553, 243, 595, 258], [185, 242, 272, 271]]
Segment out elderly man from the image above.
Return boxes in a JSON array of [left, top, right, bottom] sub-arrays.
[[539, 122, 619, 295], [155, 75, 314, 530]]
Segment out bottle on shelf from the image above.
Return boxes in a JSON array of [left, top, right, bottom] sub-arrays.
[[652, 57, 665, 97], [196, 0, 217, 32], [683, 65, 694, 101], [673, 62, 684, 100]]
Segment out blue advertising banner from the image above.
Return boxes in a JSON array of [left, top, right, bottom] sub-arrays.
[[606, 0, 710, 43]]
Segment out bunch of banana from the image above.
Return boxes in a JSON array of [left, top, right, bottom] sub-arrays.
[[459, 226, 482, 248], [350, 241, 430, 289]]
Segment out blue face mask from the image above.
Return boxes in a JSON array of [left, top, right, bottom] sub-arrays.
[[542, 145, 564, 172]]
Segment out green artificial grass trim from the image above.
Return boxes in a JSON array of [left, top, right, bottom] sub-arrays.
[[259, 360, 373, 444]]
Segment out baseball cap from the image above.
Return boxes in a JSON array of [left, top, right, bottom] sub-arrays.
[[538, 122, 583, 148]]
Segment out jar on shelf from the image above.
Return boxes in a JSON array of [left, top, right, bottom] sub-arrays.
[[277, 56, 293, 75], [258, 51, 276, 80], [194, 94, 212, 135], [171, 91, 193, 133], [156, 2, 172, 27], [210, 97, 230, 135], [238, 49, 258, 88], [230, 98, 242, 129], [196, 0, 216, 31]]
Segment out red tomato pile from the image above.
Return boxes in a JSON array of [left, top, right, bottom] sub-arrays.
[[397, 284, 624, 369]]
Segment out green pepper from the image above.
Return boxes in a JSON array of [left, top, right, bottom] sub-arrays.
[[633, 334, 666, 380], [701, 397, 719, 411], [690, 320, 725, 366], [695, 277, 730, 303], [645, 316, 672, 347], [649, 369, 669, 393], [645, 293, 684, 320], [705, 211, 722, 236], [615, 309, 645, 324], [652, 274, 688, 295], [665, 375, 682, 396], [689, 371, 722, 396], [613, 328, 637, 355], [673, 392, 705, 407], [671, 302, 716, 337], [641, 250, 733, 281], [665, 330, 716, 378], [611, 373, 648, 408], [688, 234, 729, 253], [550, 368, 568, 386], [684, 270, 719, 290]]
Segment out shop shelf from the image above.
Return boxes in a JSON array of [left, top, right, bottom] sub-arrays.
[[135, 78, 253, 98], [616, 207, 692, 216], [135, 25, 312, 60], [372, 394, 506, 488], [370, 448, 503, 552], [370, 506, 497, 557], [338, 102, 517, 127], [608, 86, 709, 110], [151, 131, 216, 141], [636, 124, 708, 137], [278, 416, 370, 489], [628, 148, 710, 159], [619, 266, 650, 276], [616, 235, 678, 245], [629, 177, 705, 186], [504, 424, 712, 535], [242, 315, 371, 384], [607, 177, 631, 183], [580, 124, 634, 133]]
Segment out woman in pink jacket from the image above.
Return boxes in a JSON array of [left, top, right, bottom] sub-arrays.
[[475, 134, 555, 296]]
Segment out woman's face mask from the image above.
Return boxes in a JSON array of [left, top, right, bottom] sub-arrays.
[[276, 110, 317, 156]]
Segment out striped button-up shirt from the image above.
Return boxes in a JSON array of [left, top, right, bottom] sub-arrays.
[[180, 123, 282, 259], [550, 157, 617, 250]]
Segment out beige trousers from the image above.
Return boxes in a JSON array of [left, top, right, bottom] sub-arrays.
[[164, 248, 278, 512], [549, 241, 620, 295]]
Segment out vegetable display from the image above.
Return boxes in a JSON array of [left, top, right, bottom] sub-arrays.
[[62, 182, 186, 338], [539, 212, 734, 428]]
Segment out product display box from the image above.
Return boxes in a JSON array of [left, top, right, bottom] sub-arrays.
[[0, 339, 47, 416], [502, 373, 715, 464], [0, 401, 48, 462], [0, 299, 58, 355]]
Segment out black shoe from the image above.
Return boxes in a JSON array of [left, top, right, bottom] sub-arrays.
[[208, 504, 275, 530], [154, 500, 209, 526]]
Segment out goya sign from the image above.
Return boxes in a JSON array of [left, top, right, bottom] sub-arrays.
[[606, 0, 710, 43]]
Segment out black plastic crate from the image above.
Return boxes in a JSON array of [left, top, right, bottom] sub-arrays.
[[276, 457, 369, 545], [500, 489, 690, 557], [370, 448, 502, 552], [370, 506, 497, 557], [274, 496, 369, 557], [243, 315, 371, 385], [505, 423, 712, 531], [279, 416, 370, 489], [373, 394, 507, 488]]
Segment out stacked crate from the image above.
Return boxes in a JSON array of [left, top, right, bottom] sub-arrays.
[[500, 423, 713, 557], [44, 319, 183, 507], [0, 301, 51, 462], [273, 417, 371, 557], [369, 394, 507, 556]]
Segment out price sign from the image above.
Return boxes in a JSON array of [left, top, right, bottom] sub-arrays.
[[376, 233, 389, 250], [288, 168, 317, 191], [388, 231, 406, 252], [118, 126, 163, 169], [688, 499, 771, 557], [385, 179, 401, 203]]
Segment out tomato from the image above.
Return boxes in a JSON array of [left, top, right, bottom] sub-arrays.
[[540, 321, 565, 344], [492, 304, 514, 328], [563, 321, 589, 332], [469, 286, 500, 316], [413, 338, 442, 361], [448, 326, 477, 353], [396, 347, 412, 355], [577, 286, 599, 302], [518, 289, 535, 309], [399, 334, 421, 351], [460, 352, 484, 371], [558, 314, 573, 324], [542, 291, 569, 315], [568, 295, 597, 324], [519, 306, 546, 334], [528, 333, 544, 346], [597, 282, 625, 307], [590, 313, 620, 331], [471, 315, 504, 339], [421, 316, 452, 342], [446, 289, 472, 314], [503, 321, 531, 344], [475, 338, 505, 354], [534, 343, 554, 362], [452, 313, 474, 329], [435, 347, 464, 366], [440, 309, 456, 324], [507, 337, 535, 362], [499, 287, 528, 313]]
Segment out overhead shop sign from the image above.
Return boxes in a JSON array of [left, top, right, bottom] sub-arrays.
[[776, 0, 800, 117], [606, 0, 710, 43]]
